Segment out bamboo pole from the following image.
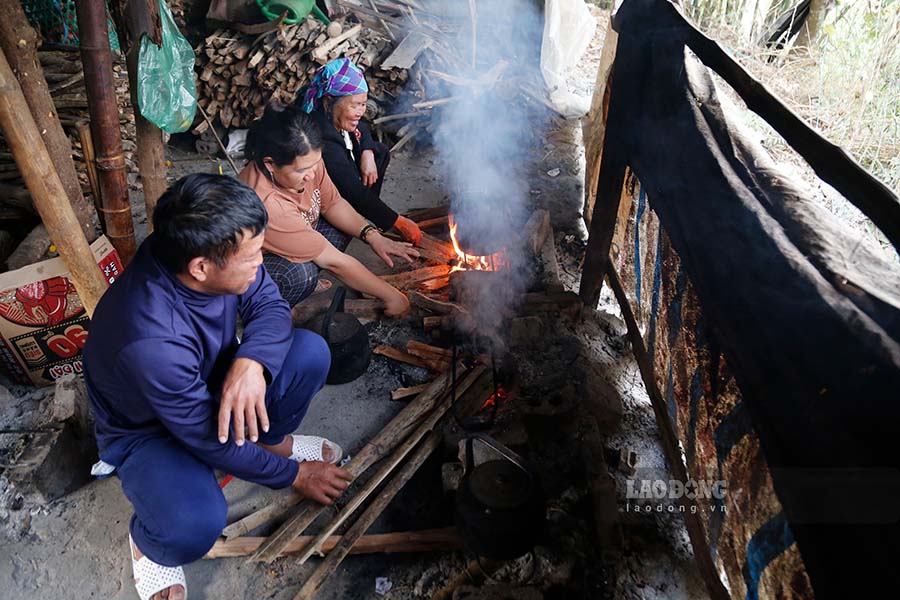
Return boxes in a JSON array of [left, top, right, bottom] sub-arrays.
[[111, 0, 167, 230], [250, 364, 469, 563], [0, 2, 96, 238], [0, 49, 108, 315], [293, 433, 442, 600], [294, 366, 485, 565], [77, 123, 103, 230], [75, 0, 136, 264]]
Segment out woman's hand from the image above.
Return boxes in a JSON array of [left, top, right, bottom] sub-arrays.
[[384, 289, 411, 318], [367, 232, 419, 268], [393, 215, 422, 245], [359, 150, 378, 187]]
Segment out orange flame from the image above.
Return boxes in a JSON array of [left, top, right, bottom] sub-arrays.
[[479, 386, 509, 411], [448, 215, 509, 273]]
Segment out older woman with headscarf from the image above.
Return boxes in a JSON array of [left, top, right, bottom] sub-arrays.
[[299, 58, 422, 245]]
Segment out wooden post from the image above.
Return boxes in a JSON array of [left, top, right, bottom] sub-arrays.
[[582, 17, 619, 226], [75, 0, 137, 264], [111, 0, 167, 229], [578, 54, 628, 309], [0, 2, 96, 239], [0, 49, 109, 315]]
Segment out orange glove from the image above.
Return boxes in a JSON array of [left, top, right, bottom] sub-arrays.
[[394, 215, 423, 245]]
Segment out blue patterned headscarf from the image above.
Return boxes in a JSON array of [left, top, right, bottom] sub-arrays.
[[301, 58, 369, 113]]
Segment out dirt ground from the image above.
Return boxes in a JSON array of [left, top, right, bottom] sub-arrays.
[[0, 5, 711, 599]]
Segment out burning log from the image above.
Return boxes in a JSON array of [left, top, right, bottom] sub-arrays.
[[406, 205, 449, 222], [407, 291, 465, 317], [380, 264, 451, 288], [206, 527, 463, 559]]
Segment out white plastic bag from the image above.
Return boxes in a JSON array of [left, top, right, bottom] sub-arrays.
[[541, 0, 597, 118]]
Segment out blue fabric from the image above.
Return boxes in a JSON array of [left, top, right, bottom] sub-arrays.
[[301, 58, 368, 113], [84, 236, 321, 489], [118, 328, 329, 566]]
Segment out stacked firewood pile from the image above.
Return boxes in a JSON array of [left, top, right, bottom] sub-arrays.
[[194, 17, 403, 131], [192, 0, 552, 147]]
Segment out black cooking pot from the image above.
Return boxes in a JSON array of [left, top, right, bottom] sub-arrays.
[[455, 434, 545, 559], [302, 286, 371, 384]]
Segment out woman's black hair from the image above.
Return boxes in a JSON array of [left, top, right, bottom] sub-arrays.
[[245, 103, 323, 172], [152, 173, 267, 274]]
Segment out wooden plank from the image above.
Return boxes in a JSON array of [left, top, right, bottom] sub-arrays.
[[381, 264, 452, 288], [206, 528, 462, 558], [380, 30, 432, 70], [577, 55, 628, 309], [582, 16, 619, 226]]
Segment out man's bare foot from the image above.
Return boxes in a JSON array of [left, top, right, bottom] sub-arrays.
[[130, 537, 186, 600], [258, 436, 338, 462]]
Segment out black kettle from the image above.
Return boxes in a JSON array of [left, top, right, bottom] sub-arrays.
[[455, 434, 545, 559], [302, 286, 371, 384]]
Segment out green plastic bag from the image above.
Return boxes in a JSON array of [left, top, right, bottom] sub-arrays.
[[137, 0, 197, 133]]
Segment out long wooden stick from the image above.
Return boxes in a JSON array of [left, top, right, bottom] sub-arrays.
[[222, 493, 302, 540], [197, 104, 239, 175], [206, 528, 462, 559], [295, 366, 485, 565], [293, 433, 442, 600], [0, 49, 108, 316], [250, 364, 467, 563]]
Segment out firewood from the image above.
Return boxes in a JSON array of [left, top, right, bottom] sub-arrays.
[[523, 209, 551, 256], [381, 264, 451, 288], [390, 383, 429, 401], [407, 291, 465, 316], [406, 340, 453, 360], [206, 527, 463, 559], [416, 215, 449, 229], [406, 205, 450, 222], [422, 315, 444, 330], [373, 344, 439, 371]]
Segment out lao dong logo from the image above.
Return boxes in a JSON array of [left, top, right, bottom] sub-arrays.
[[624, 478, 728, 515]]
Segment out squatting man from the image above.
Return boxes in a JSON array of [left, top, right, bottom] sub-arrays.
[[83, 174, 353, 600]]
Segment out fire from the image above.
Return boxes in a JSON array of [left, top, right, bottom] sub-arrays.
[[479, 386, 509, 411], [448, 215, 509, 273]]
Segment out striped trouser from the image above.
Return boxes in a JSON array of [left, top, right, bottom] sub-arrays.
[[262, 217, 351, 307]]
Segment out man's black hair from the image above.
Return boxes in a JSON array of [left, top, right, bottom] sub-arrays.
[[245, 103, 323, 172], [152, 173, 267, 273]]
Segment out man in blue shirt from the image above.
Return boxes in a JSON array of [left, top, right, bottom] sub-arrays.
[[84, 174, 352, 600]]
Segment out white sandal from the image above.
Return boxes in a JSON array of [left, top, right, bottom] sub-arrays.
[[130, 534, 188, 600], [290, 435, 343, 465]]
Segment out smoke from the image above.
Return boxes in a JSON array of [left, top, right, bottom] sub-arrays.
[[427, 0, 548, 342]]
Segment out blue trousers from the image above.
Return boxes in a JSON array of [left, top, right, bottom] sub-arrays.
[[117, 328, 330, 566]]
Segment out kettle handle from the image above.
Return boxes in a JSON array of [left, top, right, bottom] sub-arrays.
[[320, 285, 346, 343], [463, 433, 535, 479]]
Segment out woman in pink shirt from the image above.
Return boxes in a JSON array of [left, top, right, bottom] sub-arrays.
[[240, 104, 416, 316]]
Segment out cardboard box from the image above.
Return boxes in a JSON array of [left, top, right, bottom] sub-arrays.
[[0, 236, 122, 386]]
